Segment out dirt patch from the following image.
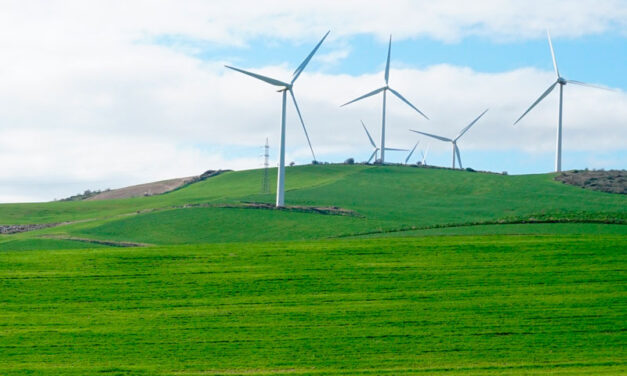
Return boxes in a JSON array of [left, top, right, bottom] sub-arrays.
[[241, 202, 362, 217], [0, 223, 59, 234], [86, 170, 232, 201], [86, 177, 196, 200], [555, 170, 626, 195], [179, 202, 362, 217]]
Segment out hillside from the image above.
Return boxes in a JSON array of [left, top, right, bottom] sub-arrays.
[[0, 165, 625, 249], [0, 165, 625, 375], [0, 165, 627, 248]]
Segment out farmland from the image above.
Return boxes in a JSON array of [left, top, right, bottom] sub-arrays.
[[0, 165, 625, 375]]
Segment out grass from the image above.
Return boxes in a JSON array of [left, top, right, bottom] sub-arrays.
[[1, 165, 624, 246], [0, 235, 625, 375], [0, 165, 625, 374], [353, 222, 627, 238]]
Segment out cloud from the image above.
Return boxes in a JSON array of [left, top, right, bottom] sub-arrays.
[[315, 49, 351, 65]]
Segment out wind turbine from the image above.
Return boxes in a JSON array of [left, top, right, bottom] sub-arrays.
[[405, 140, 420, 164], [420, 143, 430, 166], [362, 120, 406, 163], [514, 30, 613, 172], [225, 31, 329, 207], [342, 35, 429, 164], [410, 109, 489, 169]]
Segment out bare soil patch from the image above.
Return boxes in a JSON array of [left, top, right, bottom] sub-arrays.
[[86, 177, 197, 200], [179, 202, 362, 217], [86, 170, 231, 201], [555, 170, 626, 195], [0, 223, 58, 234]]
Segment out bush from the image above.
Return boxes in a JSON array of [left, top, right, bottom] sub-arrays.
[[344, 158, 355, 165]]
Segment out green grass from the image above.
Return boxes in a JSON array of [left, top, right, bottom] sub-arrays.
[[1, 165, 624, 245], [0, 235, 625, 375], [75, 207, 374, 244], [0, 238, 108, 251], [353, 222, 627, 238], [0, 165, 625, 374]]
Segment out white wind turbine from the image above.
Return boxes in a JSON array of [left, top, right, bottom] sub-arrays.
[[342, 35, 429, 164], [410, 109, 489, 169], [420, 143, 430, 166], [514, 30, 614, 172], [361, 120, 406, 163], [225, 31, 329, 207], [405, 140, 420, 164]]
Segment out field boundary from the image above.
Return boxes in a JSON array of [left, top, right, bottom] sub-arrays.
[[38, 235, 150, 247], [333, 215, 626, 238], [176, 202, 364, 217]]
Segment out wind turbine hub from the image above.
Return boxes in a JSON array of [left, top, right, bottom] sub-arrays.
[[558, 77, 567, 85]]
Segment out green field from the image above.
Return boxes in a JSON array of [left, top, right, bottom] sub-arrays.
[[0, 165, 625, 375]]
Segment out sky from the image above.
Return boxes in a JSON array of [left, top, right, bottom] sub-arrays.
[[0, 0, 626, 203]]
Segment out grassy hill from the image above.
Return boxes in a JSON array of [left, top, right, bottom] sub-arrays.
[[0, 165, 625, 375], [0, 165, 625, 248]]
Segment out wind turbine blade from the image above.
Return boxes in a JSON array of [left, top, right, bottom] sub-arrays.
[[289, 90, 316, 161], [547, 30, 560, 78], [292, 30, 330, 84], [405, 142, 418, 164], [361, 120, 377, 148], [388, 87, 429, 120], [409, 129, 452, 142], [455, 108, 489, 141], [341, 87, 386, 107], [455, 144, 463, 169], [384, 35, 392, 84], [385, 148, 408, 151], [567, 80, 618, 92], [224, 65, 289, 87], [368, 149, 378, 163], [513, 81, 558, 125]]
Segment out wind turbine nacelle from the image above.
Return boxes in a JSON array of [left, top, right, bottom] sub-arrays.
[[558, 77, 567, 85]]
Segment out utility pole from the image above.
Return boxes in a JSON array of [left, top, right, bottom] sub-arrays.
[[262, 138, 270, 194]]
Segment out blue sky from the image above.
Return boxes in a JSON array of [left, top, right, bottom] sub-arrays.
[[0, 1, 626, 202], [173, 33, 627, 91]]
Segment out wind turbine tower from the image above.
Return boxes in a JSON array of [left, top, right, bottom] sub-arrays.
[[411, 109, 489, 169], [362, 120, 407, 163], [226, 31, 329, 206], [514, 30, 613, 172]]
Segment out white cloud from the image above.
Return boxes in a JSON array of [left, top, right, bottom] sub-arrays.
[[0, 1, 626, 202], [315, 49, 351, 65]]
